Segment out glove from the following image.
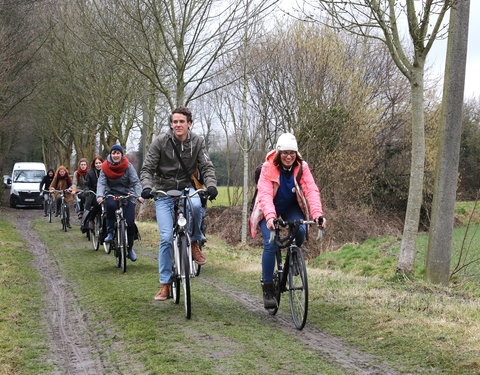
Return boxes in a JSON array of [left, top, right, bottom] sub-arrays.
[[141, 188, 153, 199], [315, 216, 325, 227], [207, 186, 218, 201]]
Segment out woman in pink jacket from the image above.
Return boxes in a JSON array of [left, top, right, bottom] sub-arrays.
[[249, 133, 326, 309]]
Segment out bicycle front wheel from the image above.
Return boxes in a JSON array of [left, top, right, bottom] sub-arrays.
[[92, 214, 100, 251], [61, 204, 67, 232], [180, 235, 191, 319], [48, 201, 53, 223], [288, 247, 308, 330], [119, 221, 127, 273]]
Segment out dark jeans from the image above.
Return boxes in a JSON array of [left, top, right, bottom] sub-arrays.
[[105, 197, 136, 249]]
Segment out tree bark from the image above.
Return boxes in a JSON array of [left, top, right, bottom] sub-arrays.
[[426, 0, 470, 285], [397, 64, 426, 275]]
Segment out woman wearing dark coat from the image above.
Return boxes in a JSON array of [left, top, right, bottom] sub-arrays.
[[81, 156, 104, 232]]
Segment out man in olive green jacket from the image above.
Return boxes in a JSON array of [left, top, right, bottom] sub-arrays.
[[140, 106, 218, 301]]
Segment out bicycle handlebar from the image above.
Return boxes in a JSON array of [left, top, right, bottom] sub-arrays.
[[269, 218, 324, 246], [151, 188, 206, 199], [103, 193, 139, 200]]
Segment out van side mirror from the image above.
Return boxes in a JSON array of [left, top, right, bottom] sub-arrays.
[[6, 177, 12, 187]]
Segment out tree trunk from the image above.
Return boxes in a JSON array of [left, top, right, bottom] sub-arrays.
[[397, 63, 426, 275], [426, 0, 470, 285]]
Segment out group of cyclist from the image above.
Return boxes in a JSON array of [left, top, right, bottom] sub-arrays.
[[39, 106, 326, 310]]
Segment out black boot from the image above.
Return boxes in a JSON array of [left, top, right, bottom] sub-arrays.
[[262, 282, 277, 309]]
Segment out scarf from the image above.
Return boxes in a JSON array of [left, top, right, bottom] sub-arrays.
[[77, 167, 88, 176], [102, 157, 129, 179]]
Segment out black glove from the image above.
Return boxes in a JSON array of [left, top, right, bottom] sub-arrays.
[[141, 188, 153, 199], [207, 186, 218, 201], [315, 216, 324, 227]]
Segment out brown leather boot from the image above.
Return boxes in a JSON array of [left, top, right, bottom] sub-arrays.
[[154, 284, 170, 301], [191, 241, 206, 265]]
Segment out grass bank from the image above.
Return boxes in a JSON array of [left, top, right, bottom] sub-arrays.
[[0, 218, 52, 375]]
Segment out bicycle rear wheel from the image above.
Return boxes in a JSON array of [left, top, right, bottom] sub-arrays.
[[288, 247, 308, 330], [180, 235, 191, 319], [267, 256, 282, 316]]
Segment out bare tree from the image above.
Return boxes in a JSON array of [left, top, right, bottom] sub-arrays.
[[426, 0, 470, 285], [308, 0, 453, 275]]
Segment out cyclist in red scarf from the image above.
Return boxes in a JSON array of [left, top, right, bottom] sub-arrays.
[[96, 145, 144, 261]]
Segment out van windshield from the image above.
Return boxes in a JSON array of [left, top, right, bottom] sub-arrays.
[[12, 170, 45, 183]]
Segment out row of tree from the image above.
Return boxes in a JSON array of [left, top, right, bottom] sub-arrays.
[[0, 0, 477, 284]]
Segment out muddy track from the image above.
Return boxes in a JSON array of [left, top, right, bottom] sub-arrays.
[[11, 209, 138, 375], [143, 248, 407, 375]]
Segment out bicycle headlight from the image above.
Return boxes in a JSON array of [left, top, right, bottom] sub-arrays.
[[177, 214, 187, 228]]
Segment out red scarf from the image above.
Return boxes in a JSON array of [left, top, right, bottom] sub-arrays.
[[77, 167, 88, 176], [102, 157, 129, 179]]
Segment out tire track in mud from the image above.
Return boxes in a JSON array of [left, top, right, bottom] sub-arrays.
[[12, 210, 137, 375], [142, 248, 406, 375], [200, 277, 408, 375]]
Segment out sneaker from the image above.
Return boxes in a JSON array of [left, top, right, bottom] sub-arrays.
[[44, 213, 48, 217], [104, 232, 113, 243], [67, 222, 72, 229], [154, 284, 170, 301], [191, 241, 206, 265], [127, 248, 137, 262]]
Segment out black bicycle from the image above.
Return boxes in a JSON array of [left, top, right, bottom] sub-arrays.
[[51, 189, 70, 232], [42, 190, 55, 223], [153, 188, 205, 319], [103, 194, 137, 273], [268, 218, 323, 330]]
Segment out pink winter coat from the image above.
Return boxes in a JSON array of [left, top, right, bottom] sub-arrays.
[[249, 150, 324, 238]]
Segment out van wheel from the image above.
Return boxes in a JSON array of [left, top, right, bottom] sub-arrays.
[[9, 196, 16, 208]]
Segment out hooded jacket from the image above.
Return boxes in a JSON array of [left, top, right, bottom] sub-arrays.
[[40, 169, 55, 192], [140, 129, 216, 191], [249, 150, 324, 238]]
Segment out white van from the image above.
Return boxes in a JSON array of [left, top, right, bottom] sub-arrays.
[[8, 162, 46, 208]]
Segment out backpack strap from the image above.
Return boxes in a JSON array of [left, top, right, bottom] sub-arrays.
[[169, 138, 196, 188]]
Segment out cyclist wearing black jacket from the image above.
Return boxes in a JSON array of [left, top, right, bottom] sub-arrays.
[[39, 168, 55, 217]]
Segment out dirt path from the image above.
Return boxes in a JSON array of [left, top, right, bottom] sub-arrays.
[[142, 246, 407, 375], [11, 208, 131, 375]]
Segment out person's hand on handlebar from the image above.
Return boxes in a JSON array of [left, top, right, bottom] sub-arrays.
[[97, 197, 104, 204], [266, 218, 276, 231], [141, 188, 153, 199], [315, 216, 326, 229], [207, 186, 218, 201]]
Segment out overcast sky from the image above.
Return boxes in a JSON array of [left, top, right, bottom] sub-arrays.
[[428, 1, 479, 99], [276, 1, 479, 99]]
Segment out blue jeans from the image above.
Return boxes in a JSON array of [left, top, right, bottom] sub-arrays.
[[105, 197, 136, 250], [155, 188, 205, 284], [259, 206, 306, 282]]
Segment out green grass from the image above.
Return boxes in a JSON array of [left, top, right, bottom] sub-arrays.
[[4, 200, 480, 374], [0, 218, 52, 375], [209, 186, 247, 207], [34, 220, 340, 375]]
